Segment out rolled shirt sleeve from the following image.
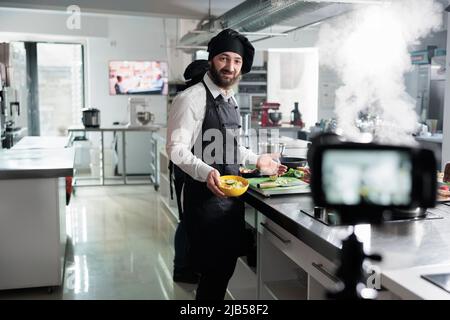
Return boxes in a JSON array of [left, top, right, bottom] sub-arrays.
[[239, 145, 259, 166]]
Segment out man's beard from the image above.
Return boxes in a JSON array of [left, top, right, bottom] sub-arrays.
[[209, 65, 240, 89]]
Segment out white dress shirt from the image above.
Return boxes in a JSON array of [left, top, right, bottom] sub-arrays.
[[166, 73, 258, 182]]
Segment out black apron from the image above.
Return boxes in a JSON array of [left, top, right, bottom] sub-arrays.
[[183, 81, 246, 272]]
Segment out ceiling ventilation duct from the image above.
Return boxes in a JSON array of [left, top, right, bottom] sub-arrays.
[[178, 0, 359, 49]]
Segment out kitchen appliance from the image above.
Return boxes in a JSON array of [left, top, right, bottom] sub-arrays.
[[254, 102, 280, 127], [128, 97, 155, 127], [290, 102, 304, 128], [82, 108, 100, 128], [136, 111, 154, 125], [0, 62, 6, 87], [0, 42, 30, 148], [268, 111, 282, 126], [279, 156, 307, 169], [1, 44, 25, 148], [1, 87, 22, 148], [277, 143, 308, 168], [0, 45, 9, 146], [406, 47, 446, 129]]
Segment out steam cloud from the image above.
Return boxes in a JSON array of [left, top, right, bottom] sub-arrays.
[[317, 0, 443, 145]]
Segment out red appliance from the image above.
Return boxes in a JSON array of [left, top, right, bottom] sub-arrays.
[[259, 102, 280, 127]]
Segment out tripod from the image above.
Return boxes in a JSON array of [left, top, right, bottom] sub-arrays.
[[329, 225, 382, 300]]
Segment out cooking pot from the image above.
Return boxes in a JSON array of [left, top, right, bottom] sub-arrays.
[[280, 156, 308, 169], [278, 143, 308, 169], [82, 108, 100, 128]]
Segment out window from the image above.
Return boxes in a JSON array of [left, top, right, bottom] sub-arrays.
[[37, 43, 84, 136]]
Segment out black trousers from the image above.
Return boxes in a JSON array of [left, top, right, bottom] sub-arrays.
[[195, 256, 238, 300]]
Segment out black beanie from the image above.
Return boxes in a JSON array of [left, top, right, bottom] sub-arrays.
[[207, 29, 255, 74]]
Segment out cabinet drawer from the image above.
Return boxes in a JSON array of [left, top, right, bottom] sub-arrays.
[[258, 215, 339, 291]]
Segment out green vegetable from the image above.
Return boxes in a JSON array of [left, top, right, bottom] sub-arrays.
[[226, 179, 236, 185], [282, 168, 303, 178], [276, 177, 290, 185], [294, 170, 304, 178]]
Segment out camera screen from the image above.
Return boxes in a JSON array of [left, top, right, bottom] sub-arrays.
[[322, 150, 413, 206]]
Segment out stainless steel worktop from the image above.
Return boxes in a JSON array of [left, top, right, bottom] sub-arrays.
[[0, 137, 74, 179], [415, 133, 443, 144], [68, 124, 162, 132], [243, 191, 450, 272], [253, 124, 307, 132], [12, 136, 70, 150]]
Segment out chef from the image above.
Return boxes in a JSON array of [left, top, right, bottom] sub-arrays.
[[167, 28, 286, 300]]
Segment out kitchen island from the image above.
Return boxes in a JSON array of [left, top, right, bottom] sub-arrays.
[[230, 190, 450, 300], [0, 137, 74, 290]]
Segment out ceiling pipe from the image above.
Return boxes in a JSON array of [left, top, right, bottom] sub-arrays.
[[178, 0, 357, 50]]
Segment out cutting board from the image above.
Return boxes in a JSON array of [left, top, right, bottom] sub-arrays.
[[247, 177, 310, 197]]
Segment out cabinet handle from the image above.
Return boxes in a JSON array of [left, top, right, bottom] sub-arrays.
[[260, 222, 291, 244], [311, 262, 340, 284]]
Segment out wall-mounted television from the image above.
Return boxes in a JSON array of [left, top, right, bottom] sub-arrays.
[[109, 60, 168, 95]]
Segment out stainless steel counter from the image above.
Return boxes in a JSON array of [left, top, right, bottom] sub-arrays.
[[67, 124, 162, 132], [243, 191, 450, 272], [12, 136, 70, 150], [253, 124, 307, 132], [0, 145, 74, 179], [415, 134, 443, 144]]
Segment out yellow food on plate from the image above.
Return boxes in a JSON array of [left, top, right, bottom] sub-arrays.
[[219, 175, 249, 197]]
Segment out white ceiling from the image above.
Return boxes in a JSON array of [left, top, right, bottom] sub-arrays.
[[0, 0, 246, 19]]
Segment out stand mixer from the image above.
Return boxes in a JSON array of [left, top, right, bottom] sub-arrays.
[[128, 97, 155, 127], [255, 102, 282, 127]]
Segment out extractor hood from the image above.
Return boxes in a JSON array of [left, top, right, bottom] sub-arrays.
[[178, 0, 381, 49]]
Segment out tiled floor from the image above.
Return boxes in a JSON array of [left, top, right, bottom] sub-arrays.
[[0, 185, 196, 300]]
